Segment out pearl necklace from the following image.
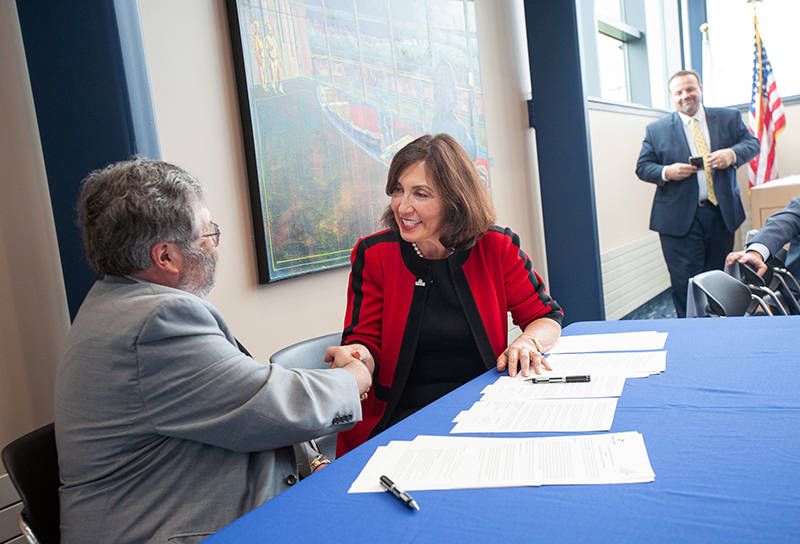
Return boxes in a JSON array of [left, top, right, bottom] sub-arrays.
[[411, 242, 454, 259]]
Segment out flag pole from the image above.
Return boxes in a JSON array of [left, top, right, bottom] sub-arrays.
[[699, 23, 714, 106], [749, 0, 765, 190], [753, 9, 763, 135]]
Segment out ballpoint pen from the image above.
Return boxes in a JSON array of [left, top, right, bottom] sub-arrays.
[[526, 375, 591, 384], [379, 475, 420, 511]]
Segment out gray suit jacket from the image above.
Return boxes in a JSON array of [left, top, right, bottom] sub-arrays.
[[55, 277, 361, 544], [748, 196, 800, 280]]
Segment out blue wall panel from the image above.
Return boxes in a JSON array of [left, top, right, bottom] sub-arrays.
[[523, 0, 605, 325], [687, 0, 708, 79], [15, 0, 159, 319]]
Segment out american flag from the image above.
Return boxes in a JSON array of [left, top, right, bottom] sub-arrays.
[[748, 18, 786, 188]]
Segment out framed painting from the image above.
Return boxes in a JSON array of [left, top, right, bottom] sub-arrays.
[[225, 0, 490, 282]]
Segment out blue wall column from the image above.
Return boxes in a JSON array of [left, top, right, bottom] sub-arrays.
[[15, 0, 160, 320], [685, 0, 708, 77], [523, 0, 605, 325]]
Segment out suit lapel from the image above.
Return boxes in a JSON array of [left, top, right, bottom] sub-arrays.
[[670, 112, 692, 162], [705, 107, 719, 151]]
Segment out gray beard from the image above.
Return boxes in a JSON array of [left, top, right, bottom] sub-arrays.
[[177, 245, 217, 298]]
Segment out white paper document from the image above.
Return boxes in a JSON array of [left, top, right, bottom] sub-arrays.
[[348, 431, 655, 493], [480, 375, 626, 401], [549, 331, 668, 354], [543, 351, 667, 378], [450, 398, 618, 433]]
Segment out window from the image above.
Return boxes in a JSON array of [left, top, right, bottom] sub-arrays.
[[580, 0, 679, 109], [597, 32, 628, 102], [595, 0, 622, 20]]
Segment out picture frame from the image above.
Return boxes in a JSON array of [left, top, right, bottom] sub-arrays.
[[225, 0, 489, 283]]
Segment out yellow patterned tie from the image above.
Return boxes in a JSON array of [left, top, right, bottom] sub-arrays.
[[690, 117, 717, 205]]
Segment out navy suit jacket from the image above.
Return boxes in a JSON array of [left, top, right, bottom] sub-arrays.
[[636, 107, 760, 237], [749, 196, 800, 280]]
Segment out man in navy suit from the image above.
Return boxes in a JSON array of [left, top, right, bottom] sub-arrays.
[[636, 70, 760, 317], [726, 196, 800, 286]]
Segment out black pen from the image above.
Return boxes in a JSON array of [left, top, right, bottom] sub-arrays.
[[526, 375, 591, 384], [379, 475, 420, 511]]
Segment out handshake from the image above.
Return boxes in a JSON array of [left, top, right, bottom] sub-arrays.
[[325, 345, 374, 401]]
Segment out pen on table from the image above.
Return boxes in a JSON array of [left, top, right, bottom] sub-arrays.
[[379, 475, 420, 511], [526, 375, 591, 384]]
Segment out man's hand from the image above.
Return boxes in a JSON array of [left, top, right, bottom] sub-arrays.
[[341, 360, 372, 399], [325, 345, 373, 398], [725, 250, 768, 276], [706, 149, 735, 170], [664, 162, 697, 181]]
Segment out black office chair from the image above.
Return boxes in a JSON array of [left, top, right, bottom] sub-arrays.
[[691, 270, 772, 317], [766, 251, 800, 313], [269, 332, 342, 369], [1, 423, 60, 544], [735, 261, 790, 315]]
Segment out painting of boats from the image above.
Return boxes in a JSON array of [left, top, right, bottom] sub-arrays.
[[227, 0, 489, 282]]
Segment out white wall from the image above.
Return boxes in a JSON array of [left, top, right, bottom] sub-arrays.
[[590, 106, 664, 252], [136, 0, 548, 363], [776, 103, 800, 178], [589, 103, 672, 319]]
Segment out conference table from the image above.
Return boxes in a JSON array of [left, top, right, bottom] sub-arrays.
[[204, 317, 800, 543]]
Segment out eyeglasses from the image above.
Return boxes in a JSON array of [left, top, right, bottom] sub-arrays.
[[201, 222, 221, 247]]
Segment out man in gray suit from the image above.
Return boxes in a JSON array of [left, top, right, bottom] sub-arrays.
[[55, 158, 372, 544], [726, 196, 800, 283]]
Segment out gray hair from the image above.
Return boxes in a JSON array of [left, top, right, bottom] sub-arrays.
[[77, 157, 207, 276]]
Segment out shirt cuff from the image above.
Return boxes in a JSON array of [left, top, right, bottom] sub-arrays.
[[731, 149, 738, 166], [745, 242, 770, 262], [661, 165, 668, 181]]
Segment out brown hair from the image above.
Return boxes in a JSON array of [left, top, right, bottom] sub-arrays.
[[380, 134, 495, 250], [668, 69, 701, 88]]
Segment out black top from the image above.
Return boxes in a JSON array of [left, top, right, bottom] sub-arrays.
[[388, 257, 486, 427]]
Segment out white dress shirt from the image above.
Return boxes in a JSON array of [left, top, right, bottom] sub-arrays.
[[661, 106, 736, 202]]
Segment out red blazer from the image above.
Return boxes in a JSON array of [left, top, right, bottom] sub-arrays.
[[337, 226, 562, 455]]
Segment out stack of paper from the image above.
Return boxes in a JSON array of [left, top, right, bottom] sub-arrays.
[[450, 334, 669, 434], [548, 330, 668, 354], [451, 397, 618, 433], [542, 351, 667, 378], [348, 431, 655, 493], [480, 374, 626, 401], [349, 332, 667, 494]]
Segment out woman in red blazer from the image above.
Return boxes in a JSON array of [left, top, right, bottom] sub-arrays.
[[327, 134, 563, 455]]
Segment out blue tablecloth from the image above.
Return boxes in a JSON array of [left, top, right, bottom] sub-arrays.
[[204, 316, 800, 543]]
